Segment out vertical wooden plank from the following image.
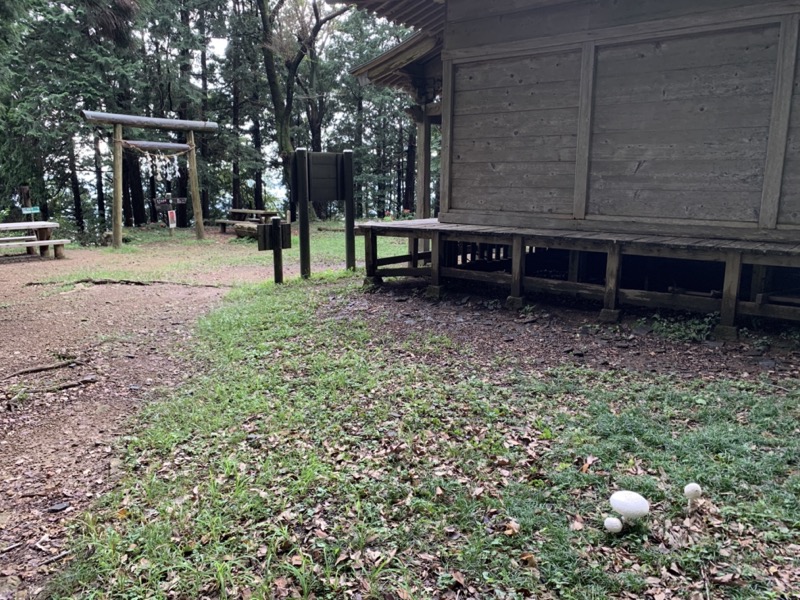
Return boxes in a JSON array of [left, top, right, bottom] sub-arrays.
[[187, 130, 205, 241], [760, 15, 799, 229], [720, 251, 743, 327], [431, 230, 442, 286], [112, 123, 123, 249], [364, 229, 378, 278], [271, 216, 284, 284], [343, 149, 356, 270], [296, 148, 311, 279], [568, 250, 582, 282], [573, 42, 596, 220], [511, 235, 524, 298], [749, 265, 769, 301], [603, 243, 621, 311], [439, 60, 456, 215], [417, 115, 432, 219]]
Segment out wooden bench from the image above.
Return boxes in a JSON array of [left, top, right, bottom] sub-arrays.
[[0, 238, 71, 259], [219, 209, 280, 233], [0, 235, 36, 243]]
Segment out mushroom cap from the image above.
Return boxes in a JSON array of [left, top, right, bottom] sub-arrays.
[[684, 482, 703, 499], [604, 517, 623, 533], [609, 490, 650, 520]]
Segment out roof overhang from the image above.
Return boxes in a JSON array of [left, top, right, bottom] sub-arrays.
[[328, 0, 445, 33], [351, 32, 443, 103]]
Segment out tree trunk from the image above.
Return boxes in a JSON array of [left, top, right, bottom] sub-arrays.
[[356, 96, 366, 218], [148, 158, 158, 223], [130, 157, 148, 226], [232, 54, 242, 210], [404, 125, 416, 213], [199, 8, 210, 220], [68, 139, 85, 233], [93, 129, 107, 230], [122, 153, 133, 227], [252, 89, 264, 210]]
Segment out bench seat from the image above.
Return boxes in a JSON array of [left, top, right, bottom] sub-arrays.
[[0, 235, 36, 243], [0, 238, 71, 259]]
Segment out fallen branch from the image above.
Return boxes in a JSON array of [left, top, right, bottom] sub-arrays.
[[1, 542, 23, 554], [38, 550, 72, 567], [27, 278, 228, 289], [2, 359, 85, 381], [33, 375, 98, 394]]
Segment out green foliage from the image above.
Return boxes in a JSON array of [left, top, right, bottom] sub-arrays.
[[639, 312, 720, 343]]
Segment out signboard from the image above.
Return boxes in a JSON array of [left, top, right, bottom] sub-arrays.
[[21, 206, 41, 215], [175, 197, 187, 205], [167, 210, 177, 229]]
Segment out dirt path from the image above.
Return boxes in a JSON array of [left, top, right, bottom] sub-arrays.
[[0, 234, 281, 598]]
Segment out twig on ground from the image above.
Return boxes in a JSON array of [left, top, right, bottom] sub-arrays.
[[38, 550, 72, 568], [32, 375, 98, 394], [26, 278, 227, 289], [2, 359, 85, 381], [1, 542, 23, 554]]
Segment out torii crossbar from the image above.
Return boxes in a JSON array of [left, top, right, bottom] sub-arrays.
[[81, 110, 219, 248]]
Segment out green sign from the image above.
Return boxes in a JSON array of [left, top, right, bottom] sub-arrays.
[[21, 206, 41, 215]]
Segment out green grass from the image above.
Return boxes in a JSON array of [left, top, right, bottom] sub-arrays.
[[46, 276, 800, 599], [32, 228, 407, 287]]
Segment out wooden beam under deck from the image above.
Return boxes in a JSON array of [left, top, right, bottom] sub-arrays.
[[358, 219, 800, 324]]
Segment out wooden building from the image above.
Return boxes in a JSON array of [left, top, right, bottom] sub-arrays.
[[344, 0, 800, 334]]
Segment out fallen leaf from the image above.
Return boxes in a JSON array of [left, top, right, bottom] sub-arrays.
[[570, 514, 585, 531], [504, 519, 521, 536]]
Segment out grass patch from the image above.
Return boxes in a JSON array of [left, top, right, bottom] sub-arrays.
[[47, 279, 799, 599]]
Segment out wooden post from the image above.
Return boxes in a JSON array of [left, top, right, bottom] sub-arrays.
[[113, 123, 123, 249], [600, 243, 622, 322], [417, 112, 432, 254], [716, 252, 743, 339], [187, 130, 205, 240], [427, 230, 444, 299], [506, 235, 525, 309], [271, 216, 284, 284], [296, 148, 311, 279], [343, 149, 356, 270], [364, 228, 378, 279]]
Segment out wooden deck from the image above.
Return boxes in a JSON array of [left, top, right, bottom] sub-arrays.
[[358, 219, 800, 332]]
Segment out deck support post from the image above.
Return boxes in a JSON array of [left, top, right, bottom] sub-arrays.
[[715, 251, 743, 339], [364, 228, 380, 285], [427, 230, 444, 299], [506, 235, 525, 309], [600, 243, 622, 322]]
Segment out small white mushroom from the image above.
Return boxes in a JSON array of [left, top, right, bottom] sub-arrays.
[[609, 490, 650, 521], [684, 482, 703, 512], [604, 517, 623, 533], [684, 483, 702, 499]]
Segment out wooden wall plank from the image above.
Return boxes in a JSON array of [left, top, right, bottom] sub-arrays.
[[453, 107, 578, 139], [592, 129, 768, 161], [573, 42, 596, 219], [453, 135, 577, 164], [589, 189, 761, 221], [454, 79, 581, 115], [450, 183, 575, 214], [452, 161, 576, 188], [760, 15, 799, 228], [440, 59, 455, 215], [454, 51, 582, 91]]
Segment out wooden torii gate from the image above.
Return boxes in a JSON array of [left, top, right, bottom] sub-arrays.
[[81, 111, 219, 249]]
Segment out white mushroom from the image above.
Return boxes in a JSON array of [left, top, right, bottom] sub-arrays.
[[604, 517, 623, 533], [609, 490, 650, 521], [684, 482, 703, 512], [684, 483, 702, 499]]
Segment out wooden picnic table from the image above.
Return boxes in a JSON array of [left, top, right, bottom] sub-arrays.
[[219, 209, 280, 233], [0, 221, 69, 259]]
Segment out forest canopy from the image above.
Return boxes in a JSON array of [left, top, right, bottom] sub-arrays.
[[0, 0, 433, 241]]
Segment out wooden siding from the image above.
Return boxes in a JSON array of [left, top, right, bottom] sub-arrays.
[[779, 23, 800, 224], [587, 25, 779, 222], [450, 50, 581, 215], [444, 0, 800, 52]]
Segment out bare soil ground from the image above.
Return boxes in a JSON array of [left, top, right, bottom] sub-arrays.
[[1, 233, 799, 598]]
